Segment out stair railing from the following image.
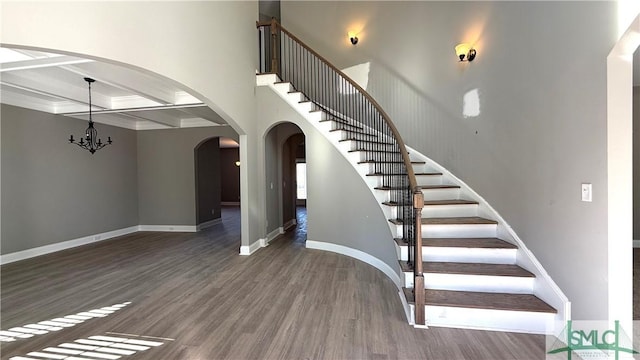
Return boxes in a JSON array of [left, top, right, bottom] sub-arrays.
[[257, 19, 425, 325]]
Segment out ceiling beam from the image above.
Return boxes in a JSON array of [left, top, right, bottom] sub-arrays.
[[119, 110, 180, 128], [177, 106, 226, 125], [0, 55, 93, 72], [0, 72, 112, 109], [61, 103, 205, 116], [63, 62, 176, 105]]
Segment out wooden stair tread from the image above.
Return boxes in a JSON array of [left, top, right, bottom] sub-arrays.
[[422, 216, 497, 225], [403, 288, 557, 313], [352, 149, 402, 154], [400, 261, 534, 277], [406, 185, 462, 191], [394, 237, 517, 249], [369, 172, 442, 177], [377, 184, 459, 191], [358, 160, 425, 165], [389, 216, 497, 225], [384, 197, 470, 206], [423, 199, 478, 206]]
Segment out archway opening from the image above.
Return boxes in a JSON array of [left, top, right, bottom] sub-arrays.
[[264, 122, 306, 242]]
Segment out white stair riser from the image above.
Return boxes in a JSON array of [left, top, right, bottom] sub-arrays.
[[340, 140, 398, 152], [374, 189, 393, 204], [385, 202, 476, 219], [394, 223, 498, 238], [285, 91, 305, 102], [272, 82, 293, 92], [408, 305, 555, 334], [297, 101, 315, 112], [422, 204, 479, 218], [396, 244, 517, 264], [421, 188, 461, 201], [366, 175, 444, 190], [403, 272, 534, 293], [416, 174, 444, 186]]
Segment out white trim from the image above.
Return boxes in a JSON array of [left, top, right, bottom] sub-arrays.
[[196, 218, 222, 231], [305, 240, 403, 289], [0, 226, 139, 265], [283, 218, 297, 231], [267, 227, 284, 243], [239, 240, 263, 256], [138, 225, 197, 232], [634, 240, 640, 248]]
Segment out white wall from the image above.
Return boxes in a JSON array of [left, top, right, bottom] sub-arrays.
[[281, 1, 617, 320], [1, 1, 262, 247]]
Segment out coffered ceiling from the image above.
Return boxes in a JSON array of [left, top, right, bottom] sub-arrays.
[[0, 47, 227, 130]]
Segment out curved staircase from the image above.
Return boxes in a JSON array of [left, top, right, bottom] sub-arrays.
[[256, 20, 567, 334]]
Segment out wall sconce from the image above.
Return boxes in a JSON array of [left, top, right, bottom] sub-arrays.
[[348, 31, 358, 45], [235, 161, 241, 167], [455, 43, 476, 62]]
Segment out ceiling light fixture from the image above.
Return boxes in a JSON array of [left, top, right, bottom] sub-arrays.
[[348, 31, 359, 45], [69, 77, 112, 154], [455, 43, 476, 62]]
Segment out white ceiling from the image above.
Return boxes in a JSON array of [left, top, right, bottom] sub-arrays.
[[0, 47, 228, 130]]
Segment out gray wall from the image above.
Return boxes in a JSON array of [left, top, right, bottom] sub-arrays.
[[634, 87, 640, 240], [195, 137, 221, 224], [1, 0, 263, 249], [137, 127, 238, 226], [256, 87, 399, 276], [1, 104, 138, 254], [282, 1, 617, 319]]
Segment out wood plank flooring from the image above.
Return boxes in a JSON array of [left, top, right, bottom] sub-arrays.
[[1, 206, 548, 359], [403, 289, 557, 313]]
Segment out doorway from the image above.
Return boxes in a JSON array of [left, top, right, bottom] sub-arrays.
[[264, 122, 305, 238]]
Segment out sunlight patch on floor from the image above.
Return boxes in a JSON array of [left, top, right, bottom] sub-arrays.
[[10, 333, 166, 360], [0, 302, 131, 343]]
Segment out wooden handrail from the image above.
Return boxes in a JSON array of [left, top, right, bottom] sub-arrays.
[[257, 19, 425, 326], [258, 20, 419, 192]]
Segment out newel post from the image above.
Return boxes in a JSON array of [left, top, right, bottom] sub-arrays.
[[413, 189, 425, 326], [270, 18, 278, 75]]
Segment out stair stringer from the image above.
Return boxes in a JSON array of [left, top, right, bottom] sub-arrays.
[[404, 144, 571, 329], [256, 74, 414, 324]]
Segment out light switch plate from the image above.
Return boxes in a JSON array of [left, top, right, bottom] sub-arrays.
[[581, 183, 592, 202]]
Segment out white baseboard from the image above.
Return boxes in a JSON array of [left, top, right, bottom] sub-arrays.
[[240, 227, 284, 256], [634, 240, 640, 248], [196, 218, 222, 231], [305, 240, 403, 289], [239, 239, 263, 256], [283, 218, 297, 231], [138, 225, 197, 232], [0, 226, 139, 265]]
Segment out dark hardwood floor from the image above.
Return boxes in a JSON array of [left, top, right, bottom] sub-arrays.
[[1, 206, 548, 359]]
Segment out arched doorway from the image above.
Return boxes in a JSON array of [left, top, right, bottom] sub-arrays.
[[194, 137, 222, 228], [264, 122, 306, 241]]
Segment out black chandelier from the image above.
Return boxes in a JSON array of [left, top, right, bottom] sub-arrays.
[[69, 77, 112, 154]]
